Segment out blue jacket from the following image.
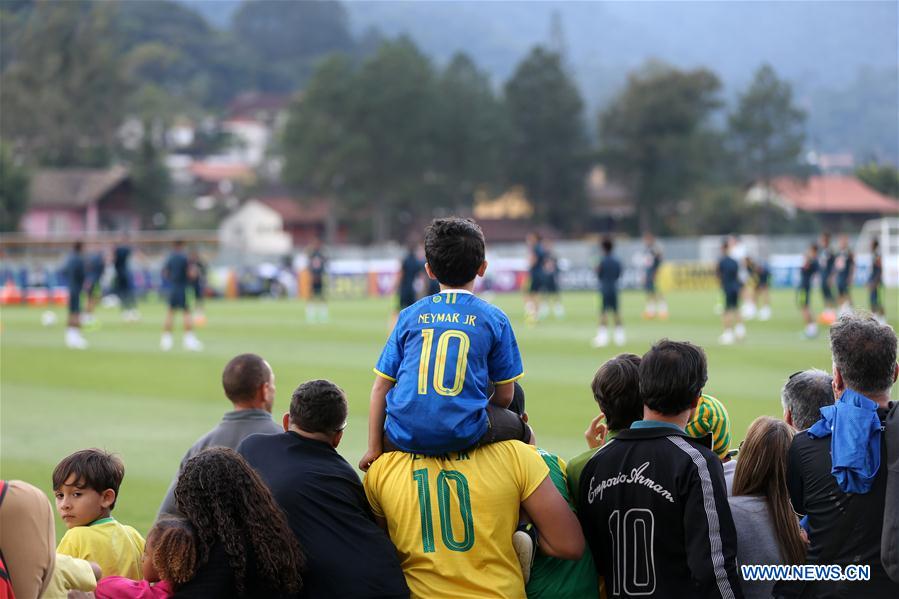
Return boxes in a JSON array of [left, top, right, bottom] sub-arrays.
[[808, 388, 882, 494]]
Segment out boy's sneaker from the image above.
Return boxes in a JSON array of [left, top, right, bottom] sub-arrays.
[[613, 326, 626, 346], [160, 333, 173, 352], [734, 322, 746, 341], [513, 523, 538, 584], [591, 327, 609, 348], [758, 305, 772, 321]]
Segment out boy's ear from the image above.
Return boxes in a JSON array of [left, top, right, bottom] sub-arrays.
[[100, 489, 116, 509], [282, 412, 290, 432], [477, 260, 487, 277], [424, 263, 437, 280]]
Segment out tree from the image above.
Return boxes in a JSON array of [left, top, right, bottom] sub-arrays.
[[282, 37, 438, 241], [504, 47, 589, 231], [130, 123, 172, 229], [599, 61, 722, 233], [0, 144, 29, 232], [231, 0, 356, 92], [728, 64, 807, 231], [855, 162, 899, 198], [0, 0, 126, 167], [432, 53, 507, 211], [116, 0, 253, 110]]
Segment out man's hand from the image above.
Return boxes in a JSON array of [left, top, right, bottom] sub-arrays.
[[585, 413, 608, 449], [359, 447, 382, 471]]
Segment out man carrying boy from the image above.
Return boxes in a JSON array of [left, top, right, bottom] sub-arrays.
[[160, 239, 202, 351], [53, 449, 145, 580], [592, 238, 625, 348], [359, 217, 528, 469], [577, 340, 742, 598]]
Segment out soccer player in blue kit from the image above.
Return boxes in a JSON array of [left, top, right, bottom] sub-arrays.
[[717, 238, 746, 345], [63, 242, 89, 349], [592, 238, 625, 348], [160, 240, 202, 352]]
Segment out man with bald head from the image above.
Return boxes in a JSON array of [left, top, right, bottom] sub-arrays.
[[157, 353, 281, 517]]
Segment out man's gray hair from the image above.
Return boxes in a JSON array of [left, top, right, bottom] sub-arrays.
[[781, 369, 834, 430], [830, 313, 898, 395]]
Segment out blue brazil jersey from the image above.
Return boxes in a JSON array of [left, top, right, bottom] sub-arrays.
[[374, 290, 524, 454]]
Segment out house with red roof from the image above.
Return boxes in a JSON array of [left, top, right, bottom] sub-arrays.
[[747, 175, 899, 230]]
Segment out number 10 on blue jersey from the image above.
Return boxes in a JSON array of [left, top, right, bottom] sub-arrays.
[[418, 329, 471, 396]]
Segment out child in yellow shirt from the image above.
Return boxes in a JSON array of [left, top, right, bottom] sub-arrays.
[[53, 449, 145, 579]]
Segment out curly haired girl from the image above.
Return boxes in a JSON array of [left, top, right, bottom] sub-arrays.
[[91, 518, 197, 598], [171, 447, 304, 598]]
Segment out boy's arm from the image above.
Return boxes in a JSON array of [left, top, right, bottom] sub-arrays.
[[488, 381, 514, 408], [359, 375, 394, 471]]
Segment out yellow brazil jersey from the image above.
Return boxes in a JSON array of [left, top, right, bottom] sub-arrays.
[[57, 517, 145, 580], [364, 441, 550, 599]]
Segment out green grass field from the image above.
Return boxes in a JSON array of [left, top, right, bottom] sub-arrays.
[[2, 288, 896, 540]]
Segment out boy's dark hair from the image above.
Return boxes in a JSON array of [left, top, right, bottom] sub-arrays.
[[174, 239, 184, 248], [424, 217, 485, 287], [601, 238, 614, 253], [73, 241, 83, 252], [222, 354, 270, 404], [486, 381, 526, 416], [289, 379, 348, 434], [591, 354, 643, 431], [639, 339, 708, 416], [150, 519, 198, 589], [52, 448, 125, 509]]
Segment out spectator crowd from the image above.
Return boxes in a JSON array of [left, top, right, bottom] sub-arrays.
[[1, 218, 897, 599]]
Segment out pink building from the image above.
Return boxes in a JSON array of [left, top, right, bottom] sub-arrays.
[[21, 167, 138, 237]]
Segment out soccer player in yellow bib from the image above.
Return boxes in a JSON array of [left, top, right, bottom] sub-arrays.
[[364, 440, 585, 598]]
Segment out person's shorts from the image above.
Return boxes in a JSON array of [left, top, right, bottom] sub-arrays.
[[724, 288, 739, 310], [114, 273, 131, 293], [836, 280, 849, 296], [68, 288, 81, 313], [544, 276, 558, 294], [382, 404, 529, 454], [798, 286, 812, 307], [168, 286, 188, 310], [601, 290, 619, 313], [644, 276, 656, 294], [399, 288, 416, 310], [529, 272, 544, 294], [311, 276, 324, 297], [193, 281, 204, 301], [756, 273, 770, 289], [821, 281, 834, 301]]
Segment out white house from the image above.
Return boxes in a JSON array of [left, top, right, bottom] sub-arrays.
[[218, 199, 292, 255]]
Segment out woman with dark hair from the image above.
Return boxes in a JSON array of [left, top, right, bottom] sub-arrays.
[[172, 448, 304, 599], [729, 417, 806, 599]]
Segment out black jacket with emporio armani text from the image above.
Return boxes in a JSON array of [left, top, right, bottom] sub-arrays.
[[577, 424, 743, 599]]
